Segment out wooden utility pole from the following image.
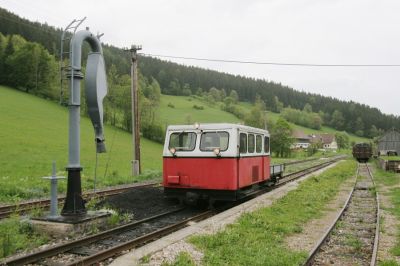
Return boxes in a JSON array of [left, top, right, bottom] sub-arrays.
[[125, 45, 142, 175]]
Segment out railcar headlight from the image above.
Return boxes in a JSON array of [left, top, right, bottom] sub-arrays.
[[213, 148, 221, 156], [194, 122, 200, 129], [169, 147, 176, 155]]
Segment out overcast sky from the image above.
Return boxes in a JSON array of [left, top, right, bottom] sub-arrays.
[[1, 0, 399, 116]]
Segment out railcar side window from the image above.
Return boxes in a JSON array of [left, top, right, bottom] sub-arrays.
[[200, 131, 229, 151], [264, 136, 270, 153], [248, 134, 255, 153], [256, 135, 262, 153], [239, 133, 247, 153], [169, 132, 196, 151]]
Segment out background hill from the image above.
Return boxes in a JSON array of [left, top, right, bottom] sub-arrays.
[[157, 94, 369, 143], [0, 7, 399, 139]]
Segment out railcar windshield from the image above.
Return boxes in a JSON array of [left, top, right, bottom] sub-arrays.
[[169, 132, 196, 151], [200, 131, 229, 151]]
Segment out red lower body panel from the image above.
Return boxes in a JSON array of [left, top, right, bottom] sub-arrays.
[[163, 157, 237, 190], [163, 156, 271, 190], [238, 156, 270, 188]]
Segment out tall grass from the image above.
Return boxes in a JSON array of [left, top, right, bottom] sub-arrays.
[[0, 215, 48, 258]]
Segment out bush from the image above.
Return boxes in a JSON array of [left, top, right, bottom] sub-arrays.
[[141, 123, 165, 143], [281, 107, 322, 130], [223, 104, 245, 119], [193, 104, 204, 110], [167, 103, 175, 108]]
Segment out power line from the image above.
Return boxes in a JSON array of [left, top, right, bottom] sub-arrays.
[[140, 53, 400, 67]]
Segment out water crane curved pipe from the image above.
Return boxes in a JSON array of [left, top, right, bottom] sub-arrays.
[[62, 29, 107, 216]]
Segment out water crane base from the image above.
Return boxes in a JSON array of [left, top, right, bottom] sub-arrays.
[[31, 211, 111, 237]]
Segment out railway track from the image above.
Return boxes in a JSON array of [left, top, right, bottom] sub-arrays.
[[280, 155, 338, 167], [281, 155, 345, 181], [283, 157, 319, 166], [304, 163, 380, 266], [3, 207, 212, 265], [0, 182, 158, 220], [1, 156, 345, 265], [0, 156, 341, 220]]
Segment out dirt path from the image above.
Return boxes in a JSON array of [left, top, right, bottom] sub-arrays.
[[311, 164, 377, 265], [285, 174, 356, 253]]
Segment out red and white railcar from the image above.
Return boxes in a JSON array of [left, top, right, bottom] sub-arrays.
[[163, 123, 280, 204]]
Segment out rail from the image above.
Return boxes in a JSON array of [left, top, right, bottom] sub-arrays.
[[304, 163, 379, 266], [3, 207, 194, 265], [0, 182, 158, 220]]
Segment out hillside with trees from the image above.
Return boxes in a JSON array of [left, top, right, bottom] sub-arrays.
[[0, 6, 399, 140]]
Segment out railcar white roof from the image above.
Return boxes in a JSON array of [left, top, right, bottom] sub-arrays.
[[166, 123, 269, 134]]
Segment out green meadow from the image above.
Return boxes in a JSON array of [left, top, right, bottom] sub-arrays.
[[0, 86, 162, 202], [158, 95, 239, 125], [158, 95, 369, 144]]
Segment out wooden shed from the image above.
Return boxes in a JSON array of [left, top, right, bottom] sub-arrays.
[[378, 130, 400, 155]]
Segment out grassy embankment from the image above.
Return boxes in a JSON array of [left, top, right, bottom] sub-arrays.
[[0, 85, 163, 202], [372, 160, 400, 265], [173, 160, 357, 265]]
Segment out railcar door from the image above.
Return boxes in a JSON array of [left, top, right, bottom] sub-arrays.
[[238, 132, 264, 188], [263, 135, 271, 180]]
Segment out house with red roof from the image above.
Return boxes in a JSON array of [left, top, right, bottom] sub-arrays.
[[310, 133, 338, 150], [292, 131, 337, 151], [292, 130, 311, 149]]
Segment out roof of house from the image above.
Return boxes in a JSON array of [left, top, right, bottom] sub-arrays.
[[378, 129, 400, 142], [292, 130, 311, 140], [310, 133, 336, 145]]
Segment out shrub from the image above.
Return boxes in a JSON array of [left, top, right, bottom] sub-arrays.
[[167, 103, 175, 108], [193, 104, 204, 110], [141, 123, 165, 143], [223, 104, 245, 119]]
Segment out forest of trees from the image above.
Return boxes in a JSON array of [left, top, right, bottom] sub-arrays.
[[0, 6, 399, 140]]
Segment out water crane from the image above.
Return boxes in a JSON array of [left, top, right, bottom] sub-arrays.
[[62, 28, 107, 216]]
